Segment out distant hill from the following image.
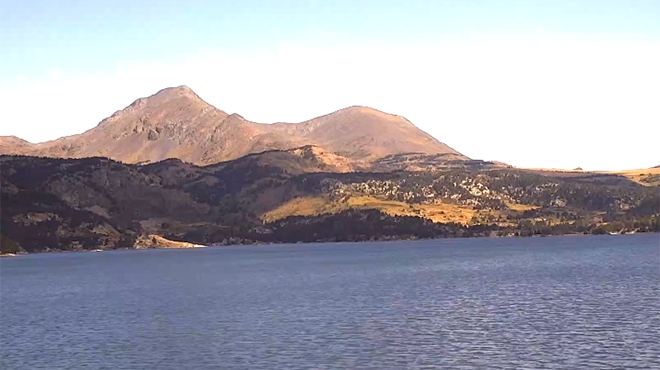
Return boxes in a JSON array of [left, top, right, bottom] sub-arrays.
[[0, 86, 466, 165], [2, 153, 657, 253]]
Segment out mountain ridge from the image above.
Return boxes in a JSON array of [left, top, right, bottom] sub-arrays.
[[0, 86, 466, 165]]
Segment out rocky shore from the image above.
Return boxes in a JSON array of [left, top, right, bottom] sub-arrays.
[[134, 234, 206, 249]]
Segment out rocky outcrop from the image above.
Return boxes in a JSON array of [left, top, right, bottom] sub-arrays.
[[134, 235, 205, 249]]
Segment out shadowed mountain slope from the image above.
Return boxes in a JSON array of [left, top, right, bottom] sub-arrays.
[[2, 152, 657, 253]]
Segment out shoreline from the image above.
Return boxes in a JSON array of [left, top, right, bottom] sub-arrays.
[[4, 231, 657, 257]]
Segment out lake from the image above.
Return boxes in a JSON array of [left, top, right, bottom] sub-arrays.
[[1, 234, 658, 369]]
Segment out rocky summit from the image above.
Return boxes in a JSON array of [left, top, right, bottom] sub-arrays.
[[0, 86, 465, 165]]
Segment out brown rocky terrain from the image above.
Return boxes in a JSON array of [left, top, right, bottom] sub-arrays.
[[0, 136, 34, 156], [0, 86, 466, 165]]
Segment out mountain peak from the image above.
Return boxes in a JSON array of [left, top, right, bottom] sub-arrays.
[[325, 105, 393, 118], [0, 86, 467, 164], [0, 135, 31, 143], [0, 135, 35, 155], [173, 84, 192, 91], [146, 85, 203, 102], [154, 84, 195, 95], [339, 105, 386, 114]]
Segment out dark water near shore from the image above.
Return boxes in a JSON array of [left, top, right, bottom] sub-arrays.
[[1, 234, 659, 369]]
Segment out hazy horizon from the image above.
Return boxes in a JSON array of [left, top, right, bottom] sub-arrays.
[[1, 0, 659, 170]]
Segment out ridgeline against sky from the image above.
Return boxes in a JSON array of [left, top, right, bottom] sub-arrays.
[[1, 0, 658, 170], [0, 86, 465, 165]]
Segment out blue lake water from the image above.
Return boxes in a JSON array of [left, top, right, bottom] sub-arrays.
[[1, 234, 659, 369]]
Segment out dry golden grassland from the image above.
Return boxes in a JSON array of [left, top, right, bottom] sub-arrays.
[[604, 168, 660, 186], [261, 196, 479, 224], [259, 195, 543, 225], [523, 167, 660, 187], [503, 201, 538, 212]]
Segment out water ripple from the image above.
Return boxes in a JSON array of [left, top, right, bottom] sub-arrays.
[[1, 234, 658, 369]]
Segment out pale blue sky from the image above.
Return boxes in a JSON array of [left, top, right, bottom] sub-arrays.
[[2, 0, 658, 78], [1, 0, 659, 169]]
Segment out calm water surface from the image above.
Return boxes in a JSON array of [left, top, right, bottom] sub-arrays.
[[1, 234, 659, 369]]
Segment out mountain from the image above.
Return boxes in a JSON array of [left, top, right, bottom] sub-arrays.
[[2, 152, 657, 253], [3, 86, 656, 254], [0, 136, 33, 155], [0, 86, 466, 165]]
